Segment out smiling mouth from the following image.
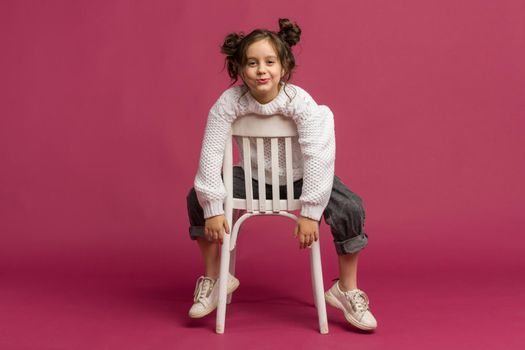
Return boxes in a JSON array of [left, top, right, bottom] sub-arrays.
[[256, 79, 270, 84]]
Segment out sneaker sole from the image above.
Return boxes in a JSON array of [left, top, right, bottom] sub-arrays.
[[325, 290, 376, 331], [188, 278, 240, 319]]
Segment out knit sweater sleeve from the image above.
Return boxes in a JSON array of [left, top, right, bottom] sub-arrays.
[[194, 88, 239, 219], [290, 88, 336, 221]]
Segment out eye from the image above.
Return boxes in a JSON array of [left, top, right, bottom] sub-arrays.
[[247, 61, 257, 67], [267, 60, 275, 65]]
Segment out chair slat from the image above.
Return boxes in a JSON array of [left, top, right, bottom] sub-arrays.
[[242, 137, 253, 212], [271, 138, 280, 212], [285, 137, 294, 210], [256, 138, 266, 212], [223, 130, 233, 220]]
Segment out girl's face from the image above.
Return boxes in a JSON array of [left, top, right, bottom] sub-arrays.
[[241, 39, 285, 104]]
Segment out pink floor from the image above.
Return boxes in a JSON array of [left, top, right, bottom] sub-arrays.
[[2, 228, 524, 350]]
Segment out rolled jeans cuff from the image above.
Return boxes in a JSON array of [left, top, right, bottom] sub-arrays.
[[334, 233, 368, 255], [189, 226, 207, 241]]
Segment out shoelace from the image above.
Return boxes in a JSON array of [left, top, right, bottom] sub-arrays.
[[193, 277, 215, 303], [344, 289, 369, 314]]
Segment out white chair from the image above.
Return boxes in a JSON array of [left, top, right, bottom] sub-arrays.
[[215, 114, 329, 334]]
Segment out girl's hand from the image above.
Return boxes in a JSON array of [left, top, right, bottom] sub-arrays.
[[205, 215, 230, 244], [294, 216, 319, 249]]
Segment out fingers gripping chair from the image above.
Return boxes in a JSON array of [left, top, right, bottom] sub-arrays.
[[215, 114, 329, 334]]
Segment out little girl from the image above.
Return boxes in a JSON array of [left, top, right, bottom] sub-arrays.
[[186, 18, 377, 331]]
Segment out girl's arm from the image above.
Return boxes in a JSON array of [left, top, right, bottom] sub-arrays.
[[194, 88, 239, 219], [292, 89, 336, 222]]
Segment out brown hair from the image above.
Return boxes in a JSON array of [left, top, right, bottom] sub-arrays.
[[221, 18, 301, 85]]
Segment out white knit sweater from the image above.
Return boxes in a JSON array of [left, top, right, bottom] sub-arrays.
[[194, 83, 336, 221]]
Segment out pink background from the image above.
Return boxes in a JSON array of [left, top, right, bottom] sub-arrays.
[[1, 0, 524, 349]]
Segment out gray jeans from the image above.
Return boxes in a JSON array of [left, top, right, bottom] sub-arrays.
[[186, 166, 368, 255]]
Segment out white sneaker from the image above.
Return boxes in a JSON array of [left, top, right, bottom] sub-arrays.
[[188, 273, 240, 318], [324, 281, 377, 331]]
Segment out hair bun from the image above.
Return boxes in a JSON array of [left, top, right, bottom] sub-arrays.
[[278, 18, 301, 47], [221, 32, 244, 56]]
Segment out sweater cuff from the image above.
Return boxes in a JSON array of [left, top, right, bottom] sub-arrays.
[[300, 203, 324, 222], [202, 200, 224, 219]]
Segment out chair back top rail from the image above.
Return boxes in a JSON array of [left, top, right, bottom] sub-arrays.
[[232, 114, 298, 137]]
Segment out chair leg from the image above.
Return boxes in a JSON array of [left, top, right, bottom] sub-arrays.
[[227, 210, 241, 305], [227, 247, 237, 304], [311, 261, 318, 309], [310, 240, 329, 334], [216, 232, 231, 334]]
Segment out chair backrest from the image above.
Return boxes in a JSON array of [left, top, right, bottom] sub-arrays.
[[223, 114, 301, 215]]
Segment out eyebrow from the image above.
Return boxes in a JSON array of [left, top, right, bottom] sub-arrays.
[[246, 56, 278, 60]]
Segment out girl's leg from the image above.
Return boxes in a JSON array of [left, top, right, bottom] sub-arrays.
[[196, 238, 220, 278], [186, 183, 241, 318], [322, 176, 377, 330], [323, 175, 368, 260], [187, 166, 249, 271], [294, 174, 367, 288], [187, 166, 249, 277], [338, 252, 358, 291], [186, 187, 221, 278]]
